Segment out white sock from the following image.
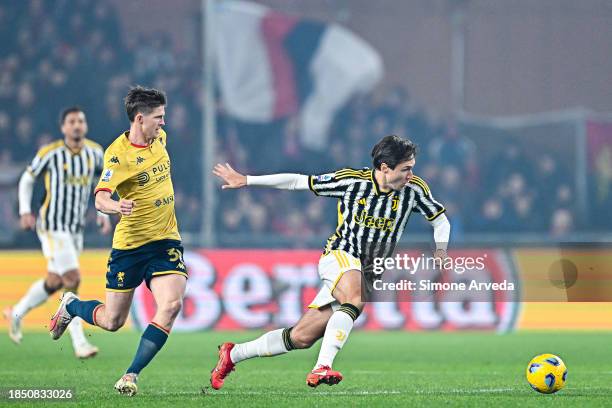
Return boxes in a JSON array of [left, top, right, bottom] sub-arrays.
[[12, 279, 49, 320], [314, 309, 355, 369], [68, 317, 89, 348], [230, 328, 291, 364]]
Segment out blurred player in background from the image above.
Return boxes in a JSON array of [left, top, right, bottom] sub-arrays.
[[211, 135, 451, 388], [3, 107, 111, 358], [48, 86, 187, 397]]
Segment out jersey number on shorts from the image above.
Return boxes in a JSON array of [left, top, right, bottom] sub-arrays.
[[167, 248, 183, 263]]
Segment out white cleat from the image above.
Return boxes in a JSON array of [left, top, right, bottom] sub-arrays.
[[114, 373, 138, 396], [49, 292, 78, 340], [3, 307, 22, 345], [74, 343, 99, 359]]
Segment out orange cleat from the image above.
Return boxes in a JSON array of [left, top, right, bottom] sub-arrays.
[[210, 342, 235, 390], [306, 365, 343, 388]]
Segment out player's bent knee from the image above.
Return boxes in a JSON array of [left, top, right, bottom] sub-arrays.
[[44, 275, 63, 294]]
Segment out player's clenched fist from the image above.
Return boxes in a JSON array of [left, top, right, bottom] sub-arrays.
[[119, 199, 135, 215]]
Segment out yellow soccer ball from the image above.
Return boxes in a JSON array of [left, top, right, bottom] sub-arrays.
[[526, 354, 567, 394]]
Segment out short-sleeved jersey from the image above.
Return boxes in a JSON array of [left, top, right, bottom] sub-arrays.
[[27, 139, 104, 233], [94, 130, 181, 250], [309, 168, 445, 267]]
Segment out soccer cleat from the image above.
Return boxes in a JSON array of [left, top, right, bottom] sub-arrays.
[[210, 342, 235, 390], [3, 307, 22, 345], [74, 343, 99, 359], [49, 292, 77, 340], [306, 365, 343, 388], [114, 373, 138, 396]]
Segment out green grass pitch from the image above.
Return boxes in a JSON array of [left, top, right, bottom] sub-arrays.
[[1, 331, 611, 407]]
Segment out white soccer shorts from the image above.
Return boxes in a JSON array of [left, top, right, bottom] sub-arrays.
[[308, 249, 362, 310], [36, 229, 83, 275]]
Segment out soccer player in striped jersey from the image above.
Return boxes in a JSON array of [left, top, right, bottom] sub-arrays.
[[3, 107, 111, 359], [210, 135, 451, 389], [48, 86, 187, 397]]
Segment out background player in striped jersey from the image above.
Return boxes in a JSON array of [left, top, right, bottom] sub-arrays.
[[48, 86, 187, 397], [211, 135, 451, 388], [3, 107, 111, 358]]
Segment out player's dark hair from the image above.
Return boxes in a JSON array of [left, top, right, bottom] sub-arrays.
[[124, 86, 167, 122], [371, 135, 417, 170], [59, 106, 84, 125]]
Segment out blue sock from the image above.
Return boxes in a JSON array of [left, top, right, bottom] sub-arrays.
[[66, 300, 102, 326], [126, 323, 169, 375]]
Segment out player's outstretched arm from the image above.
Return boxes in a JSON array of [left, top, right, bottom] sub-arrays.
[[213, 163, 310, 190], [95, 190, 135, 216]]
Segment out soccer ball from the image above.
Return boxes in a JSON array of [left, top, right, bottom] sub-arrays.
[[525, 353, 567, 394]]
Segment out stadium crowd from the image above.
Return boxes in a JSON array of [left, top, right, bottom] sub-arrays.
[[0, 0, 581, 245]]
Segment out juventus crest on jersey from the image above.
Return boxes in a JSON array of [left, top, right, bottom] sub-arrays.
[[309, 168, 445, 268], [27, 139, 104, 233]]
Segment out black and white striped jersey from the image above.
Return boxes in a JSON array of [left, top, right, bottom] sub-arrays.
[[309, 168, 445, 267], [27, 139, 104, 233]]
